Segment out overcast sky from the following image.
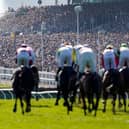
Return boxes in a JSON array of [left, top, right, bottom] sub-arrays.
[[0, 0, 67, 14]]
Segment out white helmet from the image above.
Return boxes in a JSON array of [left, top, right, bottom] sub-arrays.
[[83, 44, 89, 48], [21, 43, 27, 47], [74, 44, 83, 50], [60, 43, 65, 47]]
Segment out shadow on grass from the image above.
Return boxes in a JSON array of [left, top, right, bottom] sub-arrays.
[[31, 104, 52, 108]]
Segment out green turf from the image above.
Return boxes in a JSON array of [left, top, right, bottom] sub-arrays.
[[0, 98, 129, 129], [0, 83, 10, 88]]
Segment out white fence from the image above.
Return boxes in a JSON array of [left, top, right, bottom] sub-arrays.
[[0, 67, 57, 89]]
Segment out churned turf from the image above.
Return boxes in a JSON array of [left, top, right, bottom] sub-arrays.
[[0, 98, 129, 129]]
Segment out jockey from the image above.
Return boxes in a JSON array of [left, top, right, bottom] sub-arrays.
[[72, 44, 83, 72], [118, 43, 129, 68], [55, 42, 73, 81], [16, 44, 35, 67], [72, 44, 83, 65], [26, 46, 36, 66], [113, 48, 120, 68], [78, 44, 96, 78], [102, 44, 117, 71]]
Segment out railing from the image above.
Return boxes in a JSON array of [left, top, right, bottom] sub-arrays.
[[0, 88, 58, 99], [0, 67, 57, 89]]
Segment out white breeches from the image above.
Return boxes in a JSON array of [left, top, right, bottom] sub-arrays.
[[103, 52, 116, 70], [78, 51, 96, 73], [29, 53, 35, 65], [57, 49, 72, 68], [17, 51, 30, 67], [118, 50, 129, 68]]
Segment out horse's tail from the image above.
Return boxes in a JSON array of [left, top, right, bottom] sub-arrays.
[[30, 65, 40, 93]]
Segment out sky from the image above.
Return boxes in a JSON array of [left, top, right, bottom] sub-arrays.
[[0, 0, 67, 17]]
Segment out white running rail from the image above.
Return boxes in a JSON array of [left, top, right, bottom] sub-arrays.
[[0, 67, 57, 88]]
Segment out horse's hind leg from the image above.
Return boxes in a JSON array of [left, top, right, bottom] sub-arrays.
[[121, 93, 127, 112], [35, 85, 39, 101], [63, 94, 71, 114], [69, 88, 77, 111], [102, 92, 108, 113], [55, 89, 61, 106], [13, 98, 18, 113], [80, 90, 87, 115], [118, 94, 123, 108], [112, 94, 117, 114], [25, 92, 31, 112], [19, 97, 24, 114], [87, 94, 93, 113], [94, 95, 100, 116], [82, 96, 87, 115]]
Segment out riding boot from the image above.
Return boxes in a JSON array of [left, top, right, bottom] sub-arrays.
[[93, 72, 97, 76], [93, 72, 98, 80], [55, 67, 62, 81], [79, 72, 85, 79], [75, 72, 85, 86]]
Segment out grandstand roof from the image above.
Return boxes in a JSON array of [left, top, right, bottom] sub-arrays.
[[72, 0, 129, 4]]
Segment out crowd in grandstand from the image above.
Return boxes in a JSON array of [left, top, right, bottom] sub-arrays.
[[0, 2, 129, 72]]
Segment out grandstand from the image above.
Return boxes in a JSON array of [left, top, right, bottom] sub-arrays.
[[0, 1, 129, 71]]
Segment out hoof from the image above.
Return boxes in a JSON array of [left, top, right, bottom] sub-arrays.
[[13, 108, 16, 113], [102, 109, 106, 113], [68, 106, 73, 111], [22, 111, 24, 115], [26, 107, 31, 112], [55, 102, 58, 106], [63, 102, 67, 106]]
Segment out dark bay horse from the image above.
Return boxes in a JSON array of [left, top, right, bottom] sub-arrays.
[[79, 71, 102, 116], [102, 69, 122, 114], [31, 65, 40, 101], [55, 66, 78, 114], [12, 66, 35, 114], [118, 66, 129, 111]]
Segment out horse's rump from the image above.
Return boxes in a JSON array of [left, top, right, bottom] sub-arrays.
[[12, 66, 35, 114], [12, 66, 35, 93], [12, 69, 24, 94], [58, 66, 78, 113], [60, 67, 75, 89], [82, 72, 102, 96], [102, 69, 121, 113], [103, 69, 120, 93], [31, 65, 39, 87], [79, 71, 102, 116], [119, 67, 129, 91]]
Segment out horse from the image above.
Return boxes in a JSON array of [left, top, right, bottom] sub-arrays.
[[118, 66, 129, 111], [31, 65, 40, 101], [12, 65, 35, 114], [55, 66, 78, 114], [102, 68, 122, 114], [79, 71, 102, 116], [54, 70, 63, 106]]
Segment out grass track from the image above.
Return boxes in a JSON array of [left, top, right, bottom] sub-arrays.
[[0, 98, 129, 129]]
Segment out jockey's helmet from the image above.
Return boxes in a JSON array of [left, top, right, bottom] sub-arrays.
[[64, 41, 69, 46], [83, 44, 89, 48], [21, 43, 27, 47], [60, 43, 65, 47], [106, 44, 113, 49], [120, 43, 128, 48], [74, 44, 83, 50]]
